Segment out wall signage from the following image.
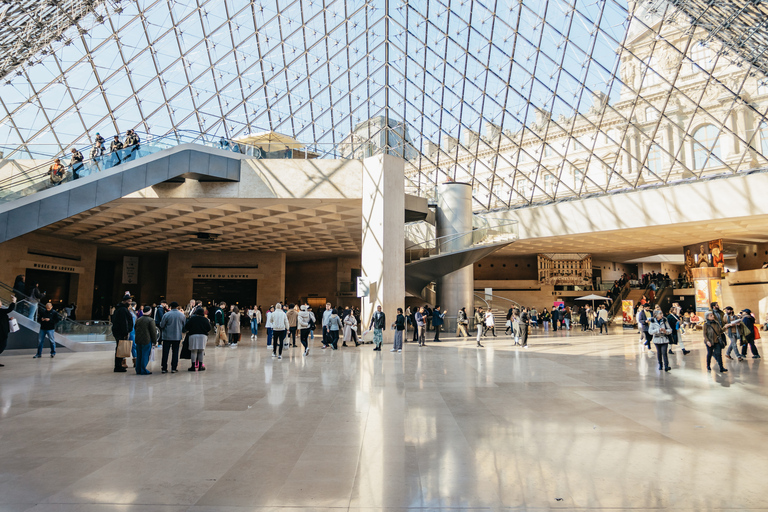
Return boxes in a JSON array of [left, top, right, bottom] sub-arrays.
[[21, 260, 84, 274], [193, 273, 258, 279]]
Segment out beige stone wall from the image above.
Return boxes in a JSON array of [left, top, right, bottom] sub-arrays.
[[474, 280, 556, 310], [166, 251, 285, 308], [0, 233, 97, 315], [722, 269, 768, 324]]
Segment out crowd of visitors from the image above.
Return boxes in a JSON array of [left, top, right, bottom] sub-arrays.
[[46, 130, 141, 185]]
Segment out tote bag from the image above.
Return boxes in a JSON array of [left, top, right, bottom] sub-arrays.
[[116, 339, 132, 358]]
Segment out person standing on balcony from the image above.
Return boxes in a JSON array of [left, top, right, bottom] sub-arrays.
[[90, 139, 104, 167], [69, 148, 84, 180], [0, 297, 17, 366], [109, 135, 123, 166], [12, 275, 25, 299], [33, 302, 59, 359], [47, 158, 65, 185], [124, 129, 141, 161], [432, 305, 444, 342]]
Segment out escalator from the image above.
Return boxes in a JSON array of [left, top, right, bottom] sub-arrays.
[[0, 280, 114, 351]]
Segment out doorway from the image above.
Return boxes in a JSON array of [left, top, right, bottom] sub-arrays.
[[193, 279, 258, 309], [25, 269, 74, 308]]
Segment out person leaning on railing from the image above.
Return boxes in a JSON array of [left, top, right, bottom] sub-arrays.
[[48, 158, 66, 185], [70, 148, 84, 180]]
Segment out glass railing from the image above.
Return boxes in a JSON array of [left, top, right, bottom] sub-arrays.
[[0, 130, 353, 205], [405, 219, 518, 264], [55, 317, 113, 337]]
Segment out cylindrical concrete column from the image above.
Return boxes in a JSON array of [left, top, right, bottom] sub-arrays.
[[436, 182, 474, 332]]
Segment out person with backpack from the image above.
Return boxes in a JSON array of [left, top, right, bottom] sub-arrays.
[[109, 135, 124, 166], [649, 310, 673, 372], [739, 309, 761, 359], [297, 305, 315, 356]]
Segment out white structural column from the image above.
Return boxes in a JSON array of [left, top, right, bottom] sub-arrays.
[[436, 182, 474, 332], [361, 154, 405, 343]]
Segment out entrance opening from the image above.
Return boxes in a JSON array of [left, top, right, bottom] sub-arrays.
[[25, 269, 75, 308], [193, 279, 258, 309]]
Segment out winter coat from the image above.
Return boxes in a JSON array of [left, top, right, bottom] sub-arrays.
[[134, 316, 158, 346], [111, 303, 133, 341], [343, 314, 357, 342], [227, 312, 240, 334], [159, 309, 186, 341]]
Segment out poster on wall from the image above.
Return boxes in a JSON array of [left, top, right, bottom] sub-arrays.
[[683, 239, 724, 281], [694, 279, 709, 313], [709, 280, 723, 307], [622, 300, 634, 324], [122, 256, 139, 284]]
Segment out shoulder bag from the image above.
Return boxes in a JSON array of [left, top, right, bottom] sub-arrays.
[[116, 338, 132, 358]]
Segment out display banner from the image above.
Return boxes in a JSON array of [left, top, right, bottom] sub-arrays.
[[122, 256, 139, 284], [622, 300, 634, 324]]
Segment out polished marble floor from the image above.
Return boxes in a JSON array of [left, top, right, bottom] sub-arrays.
[[0, 327, 767, 512]]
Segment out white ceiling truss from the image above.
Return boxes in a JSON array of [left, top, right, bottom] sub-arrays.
[[0, 0, 767, 212]]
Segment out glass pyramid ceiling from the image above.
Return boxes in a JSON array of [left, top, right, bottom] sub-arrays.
[[1, 0, 767, 211]]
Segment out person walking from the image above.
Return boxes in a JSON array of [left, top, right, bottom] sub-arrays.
[[250, 305, 261, 339], [739, 309, 761, 359], [184, 307, 211, 371], [134, 306, 157, 375], [649, 310, 672, 372], [722, 307, 744, 361], [637, 304, 652, 350], [343, 309, 358, 347], [511, 309, 522, 346], [265, 305, 274, 348], [475, 307, 484, 347], [326, 308, 343, 350], [287, 304, 299, 347], [33, 303, 59, 359], [415, 307, 427, 347], [520, 307, 530, 348], [597, 305, 609, 334], [369, 305, 386, 351], [226, 306, 240, 347], [0, 297, 17, 367], [159, 301, 185, 373], [297, 305, 315, 356], [483, 309, 496, 337], [457, 307, 469, 338], [667, 306, 690, 356], [703, 311, 728, 373], [214, 302, 227, 347], [551, 307, 560, 332], [321, 303, 333, 349], [432, 305, 444, 342], [271, 303, 290, 358], [392, 308, 405, 352], [540, 308, 551, 331]]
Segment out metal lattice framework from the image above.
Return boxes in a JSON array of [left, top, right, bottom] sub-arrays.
[[1, 0, 767, 212]]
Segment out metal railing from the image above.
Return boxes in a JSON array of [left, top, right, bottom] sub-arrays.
[[0, 130, 362, 205], [405, 219, 518, 264]]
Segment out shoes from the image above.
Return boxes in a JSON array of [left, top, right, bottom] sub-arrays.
[[354, 342, 360, 347], [198, 364, 205, 371], [321, 345, 327, 349], [720, 368, 728, 372], [668, 349, 674, 354], [188, 365, 196, 371], [272, 353, 276, 358], [738, 357, 745, 362], [682, 349, 691, 355], [665, 367, 671, 372], [390, 348, 396, 352], [51, 354, 55, 358], [304, 348, 309, 356], [114, 367, 127, 372], [658, 365, 663, 371], [398, 349, 402, 353], [707, 367, 711, 371], [342, 343, 348, 347], [726, 354, 733, 360], [162, 369, 168, 374], [523, 345, 528, 348], [171, 369, 177, 373], [754, 355, 762, 359], [132, 358, 136, 367], [145, 371, 152, 375], [33, 354, 41, 358], [477, 343, 484, 348], [230, 344, 237, 348], [278, 355, 282, 360]]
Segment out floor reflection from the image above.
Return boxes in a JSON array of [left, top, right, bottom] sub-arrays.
[[0, 328, 766, 510]]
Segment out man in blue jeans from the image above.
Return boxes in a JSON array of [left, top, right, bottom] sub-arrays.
[[34, 303, 59, 358]]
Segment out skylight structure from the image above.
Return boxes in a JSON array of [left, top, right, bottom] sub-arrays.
[[0, 0, 767, 211]]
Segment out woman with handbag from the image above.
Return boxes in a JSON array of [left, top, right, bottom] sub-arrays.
[[649, 310, 673, 371], [457, 308, 469, 338], [703, 311, 728, 373], [738, 309, 761, 359]]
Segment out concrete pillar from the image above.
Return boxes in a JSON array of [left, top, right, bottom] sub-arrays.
[[436, 182, 474, 332], [361, 154, 405, 343]]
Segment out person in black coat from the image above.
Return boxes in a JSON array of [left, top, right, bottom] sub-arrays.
[[0, 297, 17, 366], [111, 294, 134, 372], [551, 307, 560, 331], [12, 275, 26, 298]]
